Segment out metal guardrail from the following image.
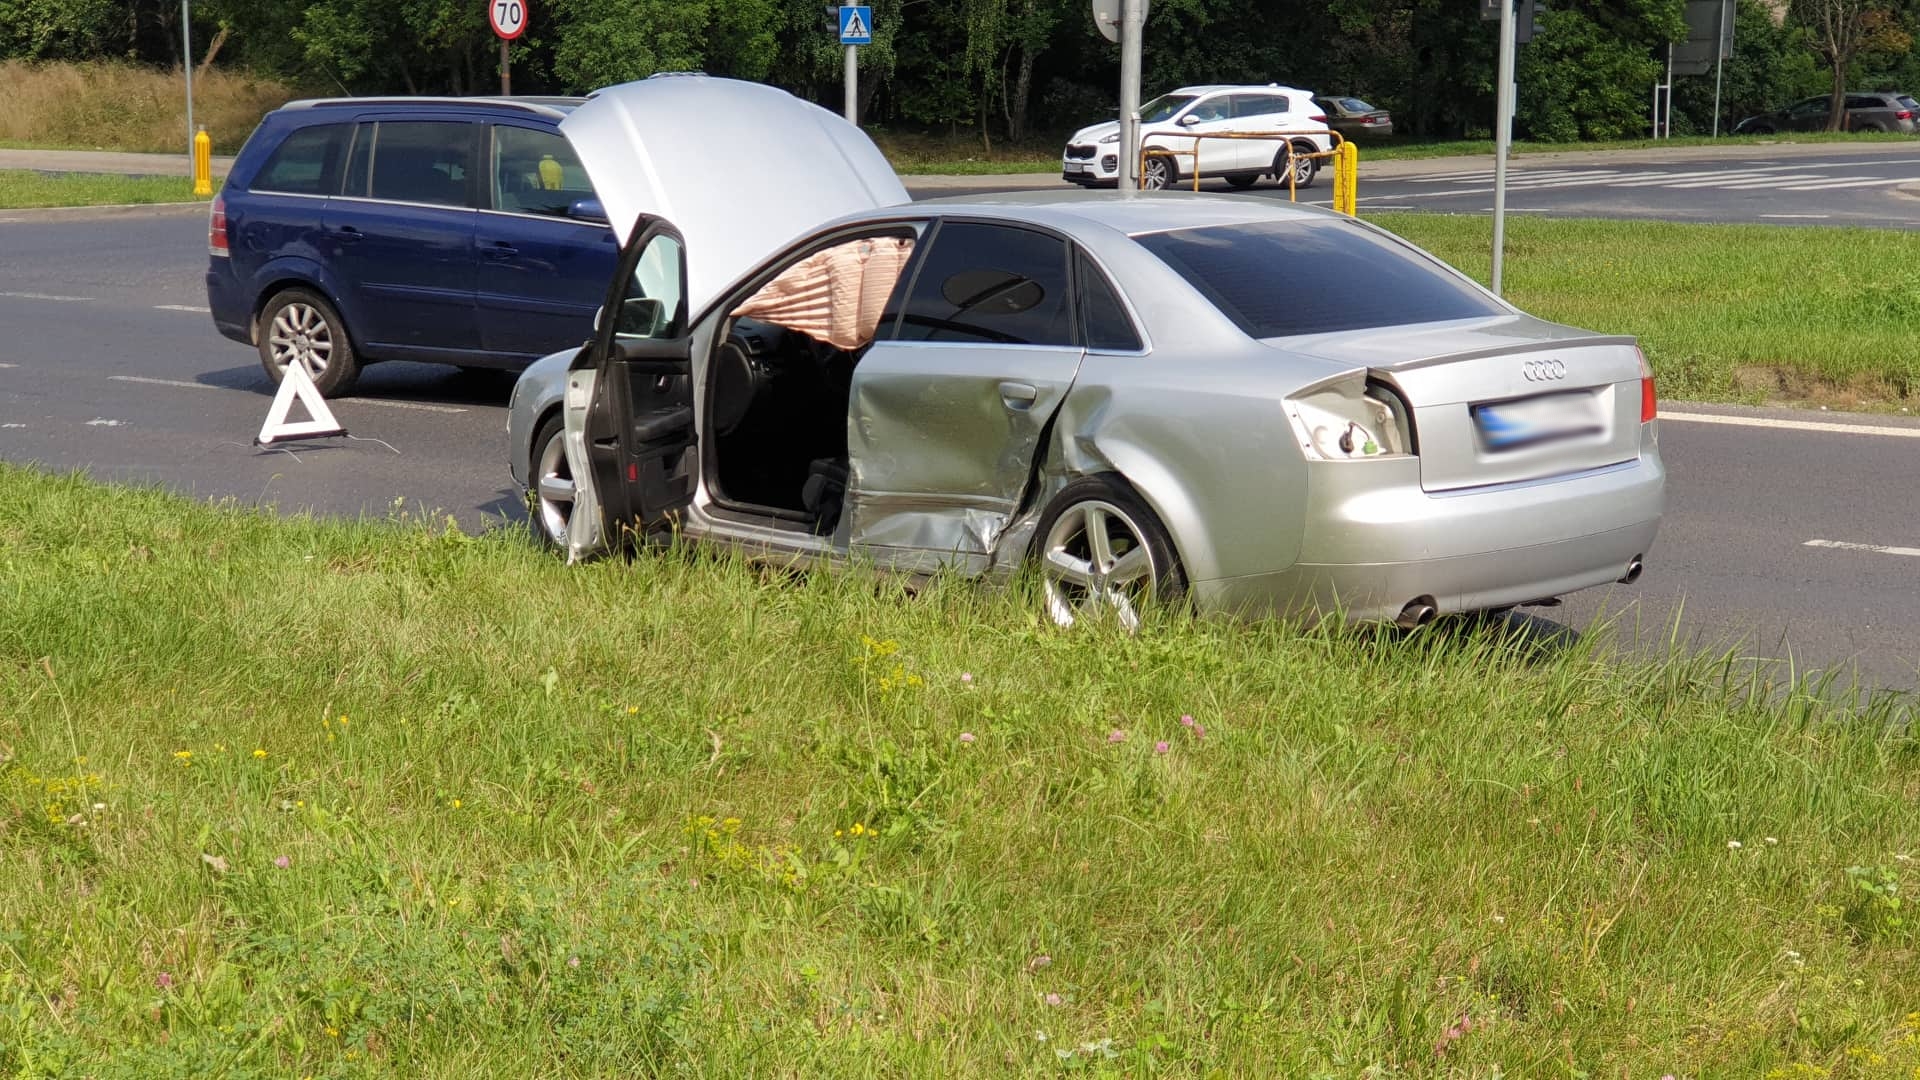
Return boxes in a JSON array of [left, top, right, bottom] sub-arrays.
[[1138, 128, 1359, 214]]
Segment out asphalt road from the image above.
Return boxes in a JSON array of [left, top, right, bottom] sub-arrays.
[[1276, 144, 1920, 226], [4, 209, 1918, 690]]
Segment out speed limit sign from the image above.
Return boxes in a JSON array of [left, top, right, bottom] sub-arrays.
[[489, 0, 527, 39]]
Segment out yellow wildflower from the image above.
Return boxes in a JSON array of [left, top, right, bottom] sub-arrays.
[[450, 798, 462, 809], [252, 748, 268, 759]]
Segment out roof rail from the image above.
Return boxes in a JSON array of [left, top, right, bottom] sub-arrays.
[[280, 95, 586, 120]]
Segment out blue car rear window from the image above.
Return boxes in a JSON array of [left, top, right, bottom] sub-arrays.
[[1135, 219, 1505, 338]]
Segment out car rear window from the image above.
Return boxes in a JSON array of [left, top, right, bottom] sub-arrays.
[[1341, 98, 1374, 112], [1135, 219, 1505, 339], [1901, 96, 1919, 110]]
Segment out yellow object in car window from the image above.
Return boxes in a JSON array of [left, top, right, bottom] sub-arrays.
[[539, 154, 564, 190]]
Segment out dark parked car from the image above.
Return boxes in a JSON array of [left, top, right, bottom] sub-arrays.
[[1315, 96, 1394, 138], [206, 96, 619, 396], [1734, 92, 1919, 135]]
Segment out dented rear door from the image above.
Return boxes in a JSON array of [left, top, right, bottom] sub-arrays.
[[845, 220, 1085, 574]]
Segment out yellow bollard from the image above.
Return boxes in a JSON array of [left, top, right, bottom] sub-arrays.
[[1342, 142, 1360, 215], [193, 126, 213, 197]]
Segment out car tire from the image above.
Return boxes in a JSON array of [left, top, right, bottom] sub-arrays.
[[1225, 173, 1260, 189], [1031, 476, 1187, 632], [257, 287, 361, 397], [1278, 142, 1319, 188], [528, 412, 576, 551], [1141, 156, 1175, 190]]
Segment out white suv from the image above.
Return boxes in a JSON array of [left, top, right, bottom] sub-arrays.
[[1062, 84, 1333, 190]]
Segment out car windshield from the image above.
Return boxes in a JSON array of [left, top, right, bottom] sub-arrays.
[[1135, 219, 1506, 339], [1139, 94, 1195, 124]]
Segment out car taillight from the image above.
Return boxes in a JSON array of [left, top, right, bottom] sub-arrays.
[[1310, 114, 1329, 123], [1362, 116, 1379, 124], [208, 195, 229, 257], [1898, 110, 1914, 120], [1637, 348, 1657, 422]]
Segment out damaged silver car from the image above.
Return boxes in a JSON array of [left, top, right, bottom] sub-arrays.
[[506, 76, 1665, 628]]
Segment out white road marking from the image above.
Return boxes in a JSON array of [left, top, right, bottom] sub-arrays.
[[110, 375, 217, 391], [1759, 213, 1832, 219], [0, 362, 16, 368], [1715, 175, 1823, 188], [85, 418, 124, 427], [1780, 176, 1917, 191], [1663, 410, 1920, 438], [154, 304, 211, 313], [354, 399, 467, 414], [0, 423, 23, 429], [0, 291, 92, 302], [1805, 539, 1920, 559]]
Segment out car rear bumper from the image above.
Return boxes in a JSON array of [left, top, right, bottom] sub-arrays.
[[205, 263, 251, 344], [1190, 448, 1665, 621]]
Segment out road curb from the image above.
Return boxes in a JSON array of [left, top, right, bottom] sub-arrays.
[[0, 201, 211, 224]]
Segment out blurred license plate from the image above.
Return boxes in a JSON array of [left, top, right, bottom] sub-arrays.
[[1065, 162, 1087, 173], [1472, 391, 1604, 451]]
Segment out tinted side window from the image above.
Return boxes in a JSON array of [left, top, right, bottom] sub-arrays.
[[367, 121, 477, 209], [1137, 220, 1505, 338], [252, 123, 350, 195], [1076, 253, 1142, 352], [491, 125, 596, 216], [894, 222, 1074, 346], [1233, 94, 1289, 118], [1847, 95, 1882, 109]]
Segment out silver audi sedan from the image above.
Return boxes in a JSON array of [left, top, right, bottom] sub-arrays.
[[507, 76, 1664, 629]]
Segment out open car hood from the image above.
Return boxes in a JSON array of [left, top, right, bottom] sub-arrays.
[[561, 76, 911, 315]]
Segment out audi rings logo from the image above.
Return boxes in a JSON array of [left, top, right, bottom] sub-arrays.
[[1522, 359, 1567, 382]]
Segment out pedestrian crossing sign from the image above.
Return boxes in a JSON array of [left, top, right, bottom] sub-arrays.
[[839, 5, 872, 44]]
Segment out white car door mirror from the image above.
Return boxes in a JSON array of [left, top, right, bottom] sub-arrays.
[[1177, 113, 1200, 127]]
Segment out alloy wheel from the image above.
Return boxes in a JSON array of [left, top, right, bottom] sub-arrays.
[[1040, 499, 1158, 631], [535, 429, 575, 547], [1142, 158, 1172, 190], [267, 302, 334, 378]]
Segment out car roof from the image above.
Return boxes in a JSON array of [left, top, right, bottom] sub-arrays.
[[279, 96, 587, 121], [1170, 84, 1310, 97], [909, 189, 1334, 236]]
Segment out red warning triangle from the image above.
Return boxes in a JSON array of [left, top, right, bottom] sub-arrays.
[[256, 362, 346, 445]]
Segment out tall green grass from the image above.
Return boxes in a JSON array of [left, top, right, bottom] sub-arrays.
[[0, 170, 207, 209], [3, 464, 1919, 1075], [1379, 215, 1920, 406]]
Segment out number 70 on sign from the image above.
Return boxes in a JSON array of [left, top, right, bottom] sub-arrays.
[[490, 0, 527, 39]]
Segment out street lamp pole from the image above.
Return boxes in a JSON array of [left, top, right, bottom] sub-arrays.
[[182, 0, 195, 163]]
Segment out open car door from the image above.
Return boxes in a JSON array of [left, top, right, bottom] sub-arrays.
[[561, 220, 695, 561]]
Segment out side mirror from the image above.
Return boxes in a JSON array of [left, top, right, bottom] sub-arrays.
[[593, 304, 604, 332], [615, 297, 666, 337], [1177, 113, 1199, 127], [568, 197, 608, 223]]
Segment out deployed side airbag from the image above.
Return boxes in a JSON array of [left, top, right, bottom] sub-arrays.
[[730, 237, 914, 350]]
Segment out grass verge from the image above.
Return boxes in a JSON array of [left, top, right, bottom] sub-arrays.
[[1376, 214, 1920, 408], [0, 170, 208, 209], [3, 464, 1919, 1075]]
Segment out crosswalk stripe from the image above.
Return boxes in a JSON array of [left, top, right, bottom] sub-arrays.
[[1659, 172, 1786, 188], [1714, 175, 1821, 188], [1779, 175, 1916, 191]]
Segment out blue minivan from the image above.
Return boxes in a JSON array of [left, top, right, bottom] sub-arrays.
[[206, 96, 619, 396]]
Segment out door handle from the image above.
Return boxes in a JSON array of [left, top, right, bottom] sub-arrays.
[[331, 225, 363, 243], [998, 381, 1039, 410], [482, 241, 519, 258]]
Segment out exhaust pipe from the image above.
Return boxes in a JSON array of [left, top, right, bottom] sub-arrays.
[[1395, 596, 1438, 630], [1618, 555, 1644, 585]]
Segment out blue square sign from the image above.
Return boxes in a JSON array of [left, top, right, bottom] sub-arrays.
[[839, 5, 872, 44]]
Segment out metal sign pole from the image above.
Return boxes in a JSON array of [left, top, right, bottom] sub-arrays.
[[182, 0, 194, 163], [1491, 0, 1515, 295], [1711, 0, 1730, 137], [1117, 0, 1143, 190], [500, 40, 511, 95], [846, 44, 857, 123]]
